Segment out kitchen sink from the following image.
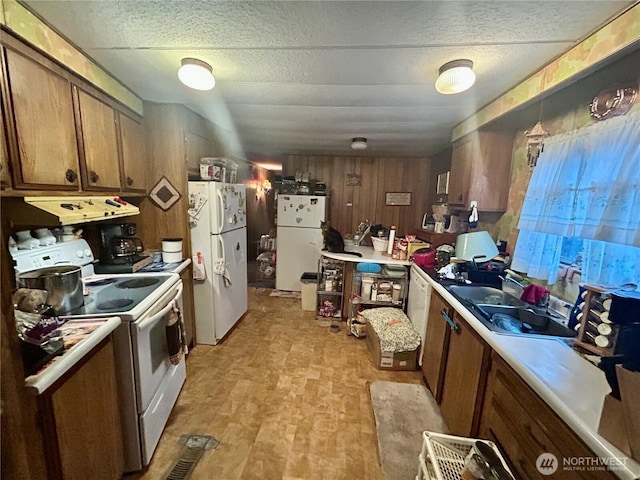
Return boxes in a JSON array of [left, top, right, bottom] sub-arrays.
[[447, 285, 528, 307], [446, 285, 576, 338]]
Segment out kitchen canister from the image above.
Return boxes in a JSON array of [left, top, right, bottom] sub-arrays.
[[361, 277, 374, 299], [162, 238, 183, 263]]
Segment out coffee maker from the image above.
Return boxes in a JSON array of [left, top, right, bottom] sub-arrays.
[[95, 223, 152, 273]]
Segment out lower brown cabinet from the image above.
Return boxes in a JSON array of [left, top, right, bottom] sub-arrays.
[[38, 336, 124, 480], [421, 291, 452, 401], [438, 309, 490, 437], [421, 291, 490, 437], [479, 353, 618, 480]]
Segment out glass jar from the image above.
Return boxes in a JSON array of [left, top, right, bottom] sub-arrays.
[[200, 157, 226, 182], [225, 159, 238, 183]]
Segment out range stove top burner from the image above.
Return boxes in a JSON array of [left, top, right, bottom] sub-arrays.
[[97, 298, 135, 310], [85, 278, 118, 287], [116, 278, 160, 289]]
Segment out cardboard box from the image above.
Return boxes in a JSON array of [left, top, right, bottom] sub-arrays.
[[598, 366, 640, 461], [617, 365, 640, 460], [598, 394, 631, 457], [366, 322, 417, 371]]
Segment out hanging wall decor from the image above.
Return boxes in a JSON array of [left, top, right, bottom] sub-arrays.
[[150, 176, 181, 211], [590, 85, 637, 121], [524, 121, 550, 168]]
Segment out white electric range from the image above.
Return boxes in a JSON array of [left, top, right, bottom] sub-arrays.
[[11, 239, 187, 472]]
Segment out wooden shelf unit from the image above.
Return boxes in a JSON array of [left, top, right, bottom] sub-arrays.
[[574, 285, 619, 356]]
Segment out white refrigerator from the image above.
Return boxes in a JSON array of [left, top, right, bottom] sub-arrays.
[[188, 182, 248, 345], [276, 194, 328, 291]]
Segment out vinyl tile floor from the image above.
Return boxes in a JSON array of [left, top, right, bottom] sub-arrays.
[[128, 287, 423, 480]]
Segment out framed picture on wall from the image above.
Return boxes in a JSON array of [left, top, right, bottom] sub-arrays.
[[385, 192, 411, 206], [437, 171, 450, 195]]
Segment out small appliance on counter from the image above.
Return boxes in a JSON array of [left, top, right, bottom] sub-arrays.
[[95, 223, 152, 273], [454, 231, 503, 286]]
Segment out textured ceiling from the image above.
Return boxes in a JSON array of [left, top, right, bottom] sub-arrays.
[[23, 1, 634, 165]]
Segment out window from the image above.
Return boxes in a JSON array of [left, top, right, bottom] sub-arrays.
[[512, 113, 640, 292]]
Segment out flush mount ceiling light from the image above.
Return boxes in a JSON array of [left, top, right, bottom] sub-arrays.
[[351, 137, 367, 150], [435, 59, 476, 95], [178, 58, 215, 91]]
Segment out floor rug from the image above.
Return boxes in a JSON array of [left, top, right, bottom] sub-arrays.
[[369, 381, 449, 480], [269, 289, 301, 298]]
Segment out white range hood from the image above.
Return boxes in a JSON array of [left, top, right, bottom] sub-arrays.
[[21, 196, 140, 225]]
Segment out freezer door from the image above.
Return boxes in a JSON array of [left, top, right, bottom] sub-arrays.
[[277, 195, 326, 228], [275, 226, 324, 291], [188, 181, 212, 234], [208, 183, 247, 234]]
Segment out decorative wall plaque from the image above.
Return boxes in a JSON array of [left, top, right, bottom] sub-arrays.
[[149, 176, 181, 211], [346, 174, 362, 186], [385, 192, 411, 206]]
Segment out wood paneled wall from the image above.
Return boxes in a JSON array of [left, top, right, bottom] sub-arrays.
[[284, 155, 439, 237]]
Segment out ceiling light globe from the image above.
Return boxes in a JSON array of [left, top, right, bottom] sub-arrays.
[[435, 59, 476, 95], [178, 58, 215, 91], [351, 137, 367, 150]]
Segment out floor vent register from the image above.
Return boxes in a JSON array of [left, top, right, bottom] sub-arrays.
[[164, 435, 219, 480]]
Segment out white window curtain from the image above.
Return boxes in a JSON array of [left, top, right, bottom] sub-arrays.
[[513, 112, 640, 286]]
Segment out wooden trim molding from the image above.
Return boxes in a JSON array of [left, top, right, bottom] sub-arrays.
[[0, 0, 143, 115], [452, 4, 640, 140]]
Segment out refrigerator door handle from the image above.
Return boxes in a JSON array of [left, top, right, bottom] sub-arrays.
[[218, 234, 225, 263], [216, 189, 225, 233]]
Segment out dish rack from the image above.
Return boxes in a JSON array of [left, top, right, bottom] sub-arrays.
[[416, 431, 513, 480]]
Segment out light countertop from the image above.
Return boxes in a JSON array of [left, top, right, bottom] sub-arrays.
[[322, 246, 412, 265], [25, 317, 121, 394], [415, 268, 640, 480], [140, 258, 191, 274]]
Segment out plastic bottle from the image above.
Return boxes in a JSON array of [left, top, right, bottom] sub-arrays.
[[386, 225, 396, 255], [371, 284, 378, 301]]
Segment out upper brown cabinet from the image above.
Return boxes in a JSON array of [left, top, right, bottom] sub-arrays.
[[1, 105, 11, 189], [1, 32, 146, 194], [118, 112, 147, 193], [75, 87, 121, 191], [448, 130, 514, 212], [2, 43, 80, 190]]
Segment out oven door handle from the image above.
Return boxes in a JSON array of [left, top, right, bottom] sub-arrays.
[[135, 283, 184, 331]]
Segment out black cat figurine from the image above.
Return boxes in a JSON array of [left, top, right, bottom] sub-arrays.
[[321, 221, 362, 256]]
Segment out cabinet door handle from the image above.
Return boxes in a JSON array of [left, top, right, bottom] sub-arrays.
[[89, 170, 99, 183], [441, 309, 459, 331], [65, 169, 77, 183], [126, 176, 134, 186]]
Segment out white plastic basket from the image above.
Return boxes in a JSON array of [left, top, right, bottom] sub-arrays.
[[371, 236, 389, 252], [420, 431, 513, 480]]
